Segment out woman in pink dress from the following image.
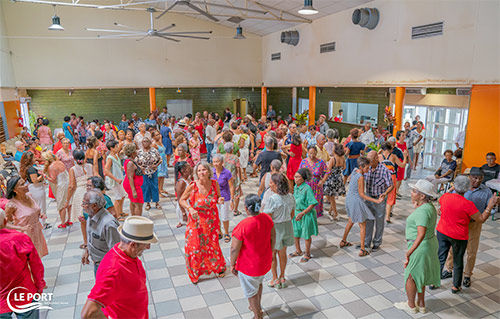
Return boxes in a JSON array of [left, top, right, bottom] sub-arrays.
[[189, 130, 202, 165], [299, 146, 327, 217], [5, 176, 48, 258], [56, 138, 75, 170], [37, 119, 53, 151], [123, 144, 144, 216]]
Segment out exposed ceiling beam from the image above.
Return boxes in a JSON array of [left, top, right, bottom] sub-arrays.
[[252, 1, 312, 23]]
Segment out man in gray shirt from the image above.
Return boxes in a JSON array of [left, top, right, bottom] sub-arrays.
[[81, 190, 120, 276], [318, 114, 330, 135]]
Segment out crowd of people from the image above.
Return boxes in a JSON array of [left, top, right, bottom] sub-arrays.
[[0, 106, 499, 319]]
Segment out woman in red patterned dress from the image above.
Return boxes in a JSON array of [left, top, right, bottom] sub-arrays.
[[193, 114, 207, 154], [179, 162, 226, 284]]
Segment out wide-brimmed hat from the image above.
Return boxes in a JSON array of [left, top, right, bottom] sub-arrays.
[[408, 179, 439, 198], [118, 216, 158, 244], [177, 120, 187, 126]]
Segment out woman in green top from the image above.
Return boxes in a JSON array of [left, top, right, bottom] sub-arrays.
[[395, 179, 440, 315], [289, 168, 318, 263]]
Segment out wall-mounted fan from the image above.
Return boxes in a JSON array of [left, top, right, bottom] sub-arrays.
[[85, 7, 212, 42]]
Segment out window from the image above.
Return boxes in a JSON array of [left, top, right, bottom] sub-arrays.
[[328, 101, 334, 120], [339, 102, 378, 125]]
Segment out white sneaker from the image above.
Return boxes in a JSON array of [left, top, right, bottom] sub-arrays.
[[394, 302, 419, 314], [327, 214, 334, 221], [419, 306, 427, 314]]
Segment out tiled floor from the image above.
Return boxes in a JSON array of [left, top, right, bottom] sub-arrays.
[[38, 167, 500, 319]]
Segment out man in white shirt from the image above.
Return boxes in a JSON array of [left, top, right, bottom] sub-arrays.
[[360, 122, 375, 146], [205, 119, 217, 163], [455, 130, 466, 150]]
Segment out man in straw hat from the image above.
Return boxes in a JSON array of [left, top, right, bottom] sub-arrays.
[[443, 167, 498, 288], [81, 216, 157, 319]]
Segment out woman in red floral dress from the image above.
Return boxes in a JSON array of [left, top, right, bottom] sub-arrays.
[[193, 114, 207, 154], [179, 162, 226, 284]]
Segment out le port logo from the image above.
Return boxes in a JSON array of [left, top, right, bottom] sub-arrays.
[[7, 287, 54, 313]]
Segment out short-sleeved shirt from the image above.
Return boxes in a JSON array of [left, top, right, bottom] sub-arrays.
[[26, 166, 40, 184], [437, 193, 478, 240], [255, 151, 282, 180], [87, 244, 148, 319], [86, 208, 120, 263], [438, 159, 457, 179], [263, 193, 295, 223], [364, 164, 393, 197], [294, 183, 318, 213], [14, 151, 24, 162], [481, 163, 500, 184], [405, 203, 437, 241], [213, 168, 232, 201], [346, 141, 365, 156], [464, 184, 493, 213], [232, 213, 274, 276]]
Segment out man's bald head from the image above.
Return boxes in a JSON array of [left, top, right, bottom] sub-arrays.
[[367, 150, 379, 166]]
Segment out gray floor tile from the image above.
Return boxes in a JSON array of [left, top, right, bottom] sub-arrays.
[[309, 293, 339, 310], [343, 300, 376, 318], [183, 307, 213, 319], [354, 269, 382, 283], [349, 283, 379, 299], [276, 287, 308, 303], [155, 300, 183, 317], [149, 277, 174, 291], [318, 278, 346, 292], [175, 284, 201, 299], [202, 290, 231, 306]]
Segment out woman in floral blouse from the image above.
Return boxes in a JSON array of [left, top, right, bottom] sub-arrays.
[[179, 162, 226, 284], [136, 137, 162, 211]]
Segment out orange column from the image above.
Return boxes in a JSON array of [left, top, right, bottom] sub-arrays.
[[308, 86, 316, 126], [261, 87, 267, 118], [149, 88, 156, 112], [462, 85, 500, 171], [393, 86, 405, 135]]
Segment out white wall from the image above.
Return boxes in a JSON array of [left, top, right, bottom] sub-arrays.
[[261, 0, 500, 87], [0, 1, 16, 88], [1, 2, 262, 88]]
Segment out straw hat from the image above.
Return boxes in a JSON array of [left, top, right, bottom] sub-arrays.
[[408, 179, 439, 198], [118, 216, 158, 244], [177, 120, 187, 126]]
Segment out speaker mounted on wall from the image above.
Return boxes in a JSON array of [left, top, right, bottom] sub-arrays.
[[280, 30, 300, 46], [352, 8, 380, 30]]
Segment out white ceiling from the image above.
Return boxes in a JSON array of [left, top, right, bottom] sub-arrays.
[[151, 0, 374, 36]]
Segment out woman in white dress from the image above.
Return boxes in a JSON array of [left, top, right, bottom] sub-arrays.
[[65, 150, 93, 249], [239, 126, 251, 182], [43, 151, 70, 228]]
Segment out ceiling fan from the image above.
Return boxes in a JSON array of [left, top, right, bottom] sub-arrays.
[[156, 0, 267, 22], [85, 7, 212, 42]]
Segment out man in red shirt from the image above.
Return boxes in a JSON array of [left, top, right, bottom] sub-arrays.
[[435, 176, 498, 293], [0, 209, 46, 318], [231, 195, 275, 319], [81, 216, 158, 319]]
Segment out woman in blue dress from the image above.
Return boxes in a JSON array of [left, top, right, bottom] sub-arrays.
[[343, 128, 365, 184], [153, 130, 169, 197], [160, 119, 173, 167]]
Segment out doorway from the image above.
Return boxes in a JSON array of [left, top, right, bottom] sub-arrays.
[[233, 98, 247, 117], [166, 100, 193, 120]]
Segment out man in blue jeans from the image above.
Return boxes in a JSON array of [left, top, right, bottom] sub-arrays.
[[205, 119, 216, 163]]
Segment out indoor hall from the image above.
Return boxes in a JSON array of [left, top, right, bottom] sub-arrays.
[[0, 0, 499, 318]]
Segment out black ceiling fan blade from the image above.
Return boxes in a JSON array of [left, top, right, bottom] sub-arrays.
[[191, 1, 266, 15], [156, 34, 181, 42], [157, 24, 176, 32], [156, 2, 179, 19], [161, 33, 210, 40], [185, 2, 219, 22]]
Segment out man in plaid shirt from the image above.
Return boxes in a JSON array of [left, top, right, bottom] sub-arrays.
[[362, 151, 394, 251]]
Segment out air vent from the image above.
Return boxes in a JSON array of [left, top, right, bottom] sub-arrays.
[[412, 22, 443, 39], [456, 88, 471, 96], [227, 16, 244, 24], [271, 53, 281, 61], [406, 88, 427, 95], [389, 88, 396, 94], [320, 42, 336, 54]]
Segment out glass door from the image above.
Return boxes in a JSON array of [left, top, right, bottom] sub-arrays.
[[423, 107, 468, 169]]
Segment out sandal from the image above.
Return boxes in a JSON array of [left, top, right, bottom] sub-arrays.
[[267, 279, 279, 288], [79, 244, 87, 249], [216, 271, 226, 278], [339, 240, 352, 248], [277, 278, 287, 289], [145, 203, 151, 211], [155, 203, 161, 210], [224, 234, 231, 243], [300, 254, 311, 263], [233, 211, 242, 217], [359, 249, 370, 257], [120, 212, 129, 217], [386, 219, 392, 224], [176, 223, 183, 228], [288, 251, 303, 258], [451, 286, 461, 294], [65, 221, 73, 226], [57, 223, 67, 229]]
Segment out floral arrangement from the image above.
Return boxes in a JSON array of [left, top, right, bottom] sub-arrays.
[[383, 105, 395, 126], [294, 110, 308, 125]]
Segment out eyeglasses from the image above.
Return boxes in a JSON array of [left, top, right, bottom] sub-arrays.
[[86, 184, 92, 189], [81, 201, 91, 206]]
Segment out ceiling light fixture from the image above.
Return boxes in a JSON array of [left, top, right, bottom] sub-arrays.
[[298, 0, 318, 15], [48, 5, 64, 31], [233, 25, 246, 40]]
